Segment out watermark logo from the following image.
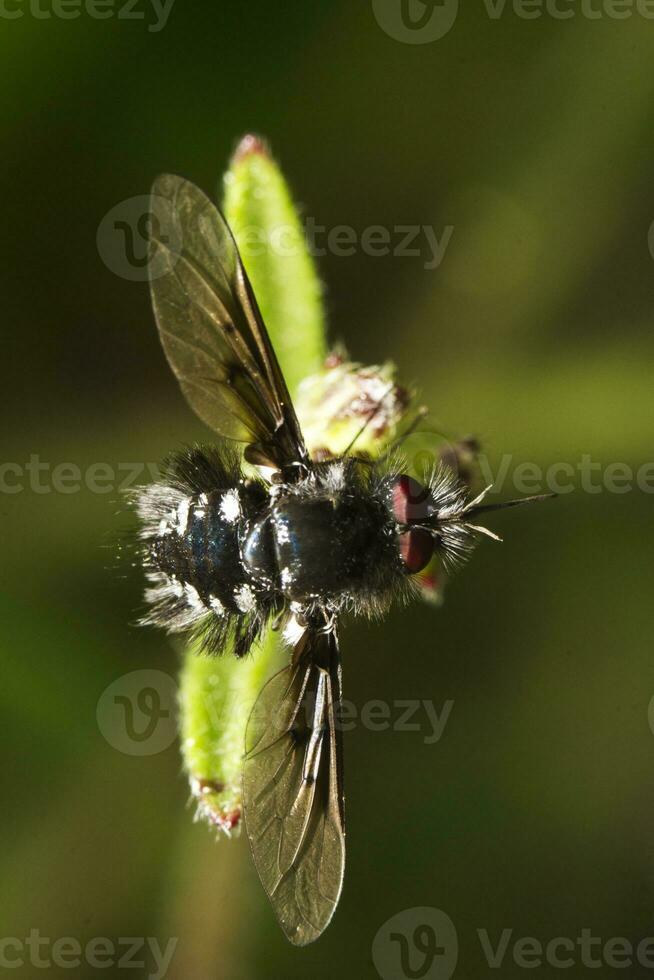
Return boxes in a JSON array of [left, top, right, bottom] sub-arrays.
[[96, 194, 182, 282], [372, 0, 459, 43], [373, 907, 459, 980], [647, 694, 654, 738], [97, 670, 177, 756]]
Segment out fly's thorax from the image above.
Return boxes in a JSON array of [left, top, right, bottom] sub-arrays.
[[241, 511, 278, 591], [267, 479, 400, 606]]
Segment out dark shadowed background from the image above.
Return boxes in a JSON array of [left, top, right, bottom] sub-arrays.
[[3, 2, 654, 977]]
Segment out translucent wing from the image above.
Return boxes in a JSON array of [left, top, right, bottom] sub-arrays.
[[242, 624, 345, 945], [148, 174, 308, 472]]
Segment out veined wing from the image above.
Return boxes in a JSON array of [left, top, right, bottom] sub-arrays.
[[148, 174, 308, 472], [242, 623, 345, 945]]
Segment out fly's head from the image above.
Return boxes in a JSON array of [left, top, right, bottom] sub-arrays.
[[379, 464, 498, 578], [378, 460, 555, 583]]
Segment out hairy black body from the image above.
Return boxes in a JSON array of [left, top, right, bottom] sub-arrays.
[[137, 445, 419, 657]]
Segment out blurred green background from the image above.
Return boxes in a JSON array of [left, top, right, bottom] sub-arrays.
[[3, 2, 654, 977]]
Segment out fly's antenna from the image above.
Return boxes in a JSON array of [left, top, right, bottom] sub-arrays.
[[420, 482, 556, 556], [460, 490, 556, 543], [463, 490, 557, 519], [342, 382, 397, 457]]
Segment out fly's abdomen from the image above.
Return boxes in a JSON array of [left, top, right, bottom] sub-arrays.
[[152, 488, 249, 614], [138, 482, 266, 637]]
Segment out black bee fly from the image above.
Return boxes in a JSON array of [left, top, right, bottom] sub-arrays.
[[135, 174, 551, 945]]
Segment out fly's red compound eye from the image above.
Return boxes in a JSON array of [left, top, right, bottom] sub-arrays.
[[391, 474, 431, 524], [398, 528, 434, 574]]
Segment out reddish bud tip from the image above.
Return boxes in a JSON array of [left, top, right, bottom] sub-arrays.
[[224, 809, 241, 831], [208, 806, 242, 834], [232, 133, 270, 164], [324, 350, 345, 369]]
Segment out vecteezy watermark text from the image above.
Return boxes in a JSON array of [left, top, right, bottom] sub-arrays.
[[373, 0, 654, 45], [0, 0, 175, 31], [97, 668, 455, 756], [238, 218, 454, 270], [96, 195, 454, 280], [0, 456, 161, 494], [210, 690, 455, 747], [476, 452, 654, 496], [0, 931, 177, 979], [3, 453, 654, 497], [373, 906, 654, 978]]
